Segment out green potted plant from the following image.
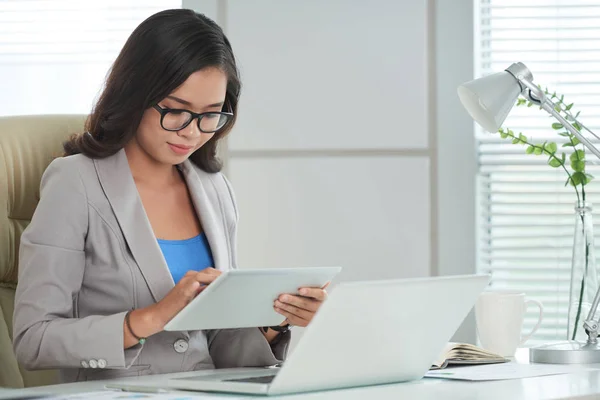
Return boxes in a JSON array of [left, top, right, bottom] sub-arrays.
[[496, 88, 596, 341]]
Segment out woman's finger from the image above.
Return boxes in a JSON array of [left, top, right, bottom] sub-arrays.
[[274, 300, 313, 320], [297, 287, 328, 302], [182, 280, 201, 298], [195, 268, 221, 284], [184, 270, 197, 278], [278, 294, 320, 312], [274, 307, 309, 327]]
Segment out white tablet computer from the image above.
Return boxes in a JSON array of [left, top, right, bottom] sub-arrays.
[[164, 266, 342, 331]]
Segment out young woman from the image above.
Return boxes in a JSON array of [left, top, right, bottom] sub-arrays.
[[12, 9, 327, 383]]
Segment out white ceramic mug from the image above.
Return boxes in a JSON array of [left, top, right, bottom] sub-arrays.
[[475, 290, 544, 357]]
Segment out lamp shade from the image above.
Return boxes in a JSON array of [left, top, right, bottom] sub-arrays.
[[457, 71, 522, 133]]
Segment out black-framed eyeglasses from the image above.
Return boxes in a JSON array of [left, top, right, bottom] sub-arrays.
[[153, 104, 233, 133]]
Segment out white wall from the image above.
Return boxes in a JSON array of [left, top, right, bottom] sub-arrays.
[[184, 0, 476, 342], [227, 0, 431, 285], [434, 0, 476, 343]]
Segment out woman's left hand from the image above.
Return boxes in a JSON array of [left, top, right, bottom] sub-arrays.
[[274, 283, 329, 327]]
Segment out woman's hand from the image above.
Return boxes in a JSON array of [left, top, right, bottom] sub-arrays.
[[125, 268, 220, 347], [152, 268, 221, 326], [274, 283, 329, 327]]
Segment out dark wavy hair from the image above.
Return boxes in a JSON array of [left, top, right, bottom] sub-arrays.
[[63, 9, 240, 173]]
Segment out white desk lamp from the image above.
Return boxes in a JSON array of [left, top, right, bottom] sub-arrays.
[[458, 62, 600, 364]]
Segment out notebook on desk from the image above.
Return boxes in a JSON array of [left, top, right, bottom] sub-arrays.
[[431, 342, 509, 370], [167, 274, 491, 396]]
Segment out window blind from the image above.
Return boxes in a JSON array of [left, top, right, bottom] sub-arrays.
[[0, 0, 181, 117], [476, 0, 600, 342]]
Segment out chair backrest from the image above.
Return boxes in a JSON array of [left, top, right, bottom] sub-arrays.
[[0, 115, 86, 388]]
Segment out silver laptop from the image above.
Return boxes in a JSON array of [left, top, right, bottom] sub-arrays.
[[168, 274, 490, 396]]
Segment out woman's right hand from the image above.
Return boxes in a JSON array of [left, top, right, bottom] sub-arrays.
[[154, 268, 221, 330], [125, 268, 221, 347], [153, 268, 222, 327]]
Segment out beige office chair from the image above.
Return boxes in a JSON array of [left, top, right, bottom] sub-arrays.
[[0, 115, 86, 388]]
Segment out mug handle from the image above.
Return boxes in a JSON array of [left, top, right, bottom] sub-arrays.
[[520, 299, 544, 345]]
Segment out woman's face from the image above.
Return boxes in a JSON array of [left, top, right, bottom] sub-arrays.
[[134, 67, 228, 166]]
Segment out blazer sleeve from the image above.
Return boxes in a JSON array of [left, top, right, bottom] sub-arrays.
[[204, 174, 291, 368], [13, 157, 131, 370]]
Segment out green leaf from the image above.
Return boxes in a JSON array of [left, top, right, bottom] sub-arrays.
[[554, 105, 561, 112], [572, 172, 586, 185], [576, 111, 581, 118], [565, 176, 572, 187], [526, 146, 535, 154], [500, 131, 508, 139], [512, 137, 520, 144], [552, 123, 564, 130], [570, 149, 586, 162], [574, 122, 582, 131], [558, 132, 571, 137], [560, 94, 565, 102], [586, 173, 595, 184], [545, 142, 557, 153], [548, 157, 562, 168], [566, 103, 574, 111], [534, 147, 543, 155], [572, 160, 585, 172], [562, 153, 567, 163], [552, 91, 557, 98], [563, 143, 574, 148], [572, 136, 581, 146], [527, 101, 533, 108], [519, 133, 527, 144]]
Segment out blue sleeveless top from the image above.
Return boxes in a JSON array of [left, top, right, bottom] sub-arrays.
[[157, 233, 214, 284]]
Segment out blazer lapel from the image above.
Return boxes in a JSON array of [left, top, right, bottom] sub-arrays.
[[94, 149, 174, 303], [179, 160, 229, 271]]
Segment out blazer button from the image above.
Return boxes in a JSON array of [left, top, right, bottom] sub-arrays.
[[173, 339, 189, 353], [89, 359, 98, 369], [81, 360, 89, 368], [97, 359, 107, 368]]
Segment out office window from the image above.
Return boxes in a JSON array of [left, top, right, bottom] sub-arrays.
[[476, 0, 600, 342], [0, 0, 181, 117]]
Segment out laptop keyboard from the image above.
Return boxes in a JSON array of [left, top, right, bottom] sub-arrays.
[[224, 375, 276, 384]]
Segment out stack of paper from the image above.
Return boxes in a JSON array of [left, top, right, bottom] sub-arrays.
[[425, 362, 595, 381]]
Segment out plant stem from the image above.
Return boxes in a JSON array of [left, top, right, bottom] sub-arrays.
[[568, 135, 586, 202], [572, 214, 588, 340]]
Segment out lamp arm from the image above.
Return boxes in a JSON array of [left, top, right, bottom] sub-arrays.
[[543, 102, 600, 161], [518, 77, 600, 343], [516, 76, 600, 161]]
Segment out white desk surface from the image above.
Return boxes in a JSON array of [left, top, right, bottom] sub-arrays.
[[4, 350, 600, 400]]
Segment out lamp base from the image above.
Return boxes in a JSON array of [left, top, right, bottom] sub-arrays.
[[529, 340, 600, 364]]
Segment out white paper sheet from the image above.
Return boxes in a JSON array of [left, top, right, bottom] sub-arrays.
[[45, 390, 244, 400], [425, 363, 595, 381]]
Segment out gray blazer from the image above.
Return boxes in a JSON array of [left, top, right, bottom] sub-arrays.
[[13, 149, 289, 383]]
